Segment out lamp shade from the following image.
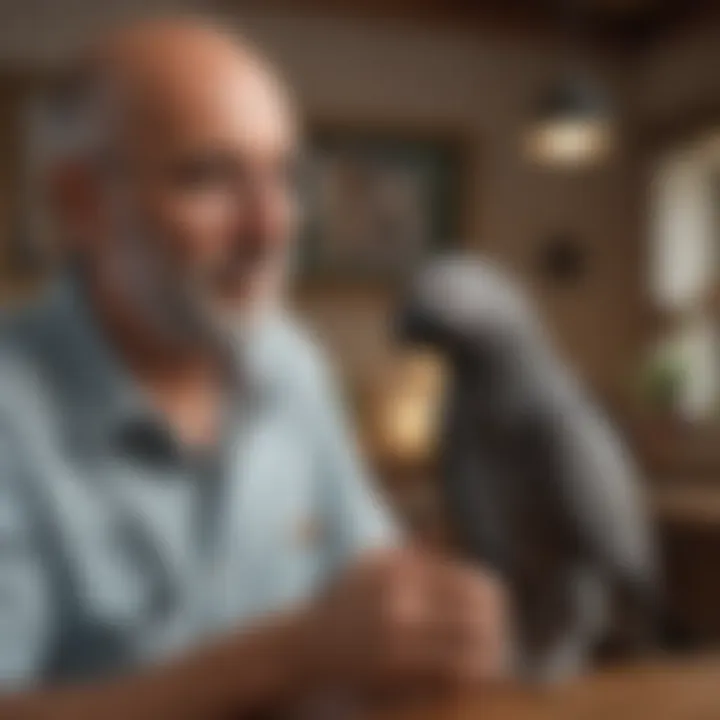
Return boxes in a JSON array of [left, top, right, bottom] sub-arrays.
[[524, 77, 613, 167]]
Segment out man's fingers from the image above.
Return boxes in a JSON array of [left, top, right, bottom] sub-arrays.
[[327, 549, 511, 688], [418, 559, 510, 682]]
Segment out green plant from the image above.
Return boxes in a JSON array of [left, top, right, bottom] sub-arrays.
[[639, 349, 686, 412]]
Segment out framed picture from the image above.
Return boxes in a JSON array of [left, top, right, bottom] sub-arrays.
[[301, 124, 467, 282]]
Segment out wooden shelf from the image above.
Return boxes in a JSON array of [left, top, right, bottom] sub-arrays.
[[654, 483, 720, 528]]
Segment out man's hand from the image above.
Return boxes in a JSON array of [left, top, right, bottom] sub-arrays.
[[0, 550, 508, 720], [303, 549, 510, 691]]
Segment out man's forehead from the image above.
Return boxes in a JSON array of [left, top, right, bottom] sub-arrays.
[[89, 19, 297, 153]]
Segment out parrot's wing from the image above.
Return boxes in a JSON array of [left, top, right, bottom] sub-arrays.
[[522, 350, 660, 607]]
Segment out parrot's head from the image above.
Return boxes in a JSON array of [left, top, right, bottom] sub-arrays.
[[396, 254, 539, 371]]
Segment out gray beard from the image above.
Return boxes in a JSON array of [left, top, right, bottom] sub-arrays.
[[117, 245, 284, 359]]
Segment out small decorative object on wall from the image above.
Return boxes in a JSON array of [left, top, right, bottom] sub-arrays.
[[302, 125, 465, 281], [639, 346, 687, 416], [537, 232, 588, 287]]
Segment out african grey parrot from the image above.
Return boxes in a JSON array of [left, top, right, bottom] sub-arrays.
[[396, 255, 660, 681]]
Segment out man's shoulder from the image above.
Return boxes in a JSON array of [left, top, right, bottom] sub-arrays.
[[266, 313, 336, 394], [0, 290, 65, 417], [0, 294, 53, 345]]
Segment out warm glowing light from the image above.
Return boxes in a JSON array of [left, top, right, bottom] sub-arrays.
[[524, 118, 613, 167], [377, 351, 446, 462]]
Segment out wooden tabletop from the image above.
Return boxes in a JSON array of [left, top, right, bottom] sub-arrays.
[[368, 657, 720, 720]]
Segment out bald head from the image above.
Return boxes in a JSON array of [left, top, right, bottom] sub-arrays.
[[51, 17, 301, 349], [85, 18, 296, 156]]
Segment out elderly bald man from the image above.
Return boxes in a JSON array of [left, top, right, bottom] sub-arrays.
[[0, 17, 507, 720]]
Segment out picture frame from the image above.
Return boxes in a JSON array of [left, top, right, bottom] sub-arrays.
[[300, 123, 468, 283]]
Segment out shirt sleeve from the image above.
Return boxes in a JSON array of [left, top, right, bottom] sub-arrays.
[[0, 419, 54, 688], [313, 363, 400, 569]]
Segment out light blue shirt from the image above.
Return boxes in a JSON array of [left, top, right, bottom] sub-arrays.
[[0, 278, 395, 686]]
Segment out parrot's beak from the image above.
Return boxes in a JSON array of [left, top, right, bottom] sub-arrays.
[[395, 306, 445, 348], [395, 306, 473, 366]]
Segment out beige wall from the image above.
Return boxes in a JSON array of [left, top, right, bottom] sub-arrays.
[[633, 21, 720, 126]]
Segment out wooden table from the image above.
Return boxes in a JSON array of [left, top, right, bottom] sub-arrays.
[[369, 657, 720, 720]]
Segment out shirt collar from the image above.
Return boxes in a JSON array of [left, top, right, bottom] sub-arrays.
[[44, 273, 287, 449]]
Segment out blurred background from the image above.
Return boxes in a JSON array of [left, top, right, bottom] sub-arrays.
[[0, 0, 719, 655]]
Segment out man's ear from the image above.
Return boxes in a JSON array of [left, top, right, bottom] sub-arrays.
[[47, 159, 104, 258]]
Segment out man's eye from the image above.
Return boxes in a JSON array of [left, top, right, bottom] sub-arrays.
[[172, 157, 236, 190]]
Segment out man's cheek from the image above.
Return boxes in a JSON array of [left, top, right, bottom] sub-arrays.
[[157, 221, 229, 279], [161, 191, 235, 245]]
